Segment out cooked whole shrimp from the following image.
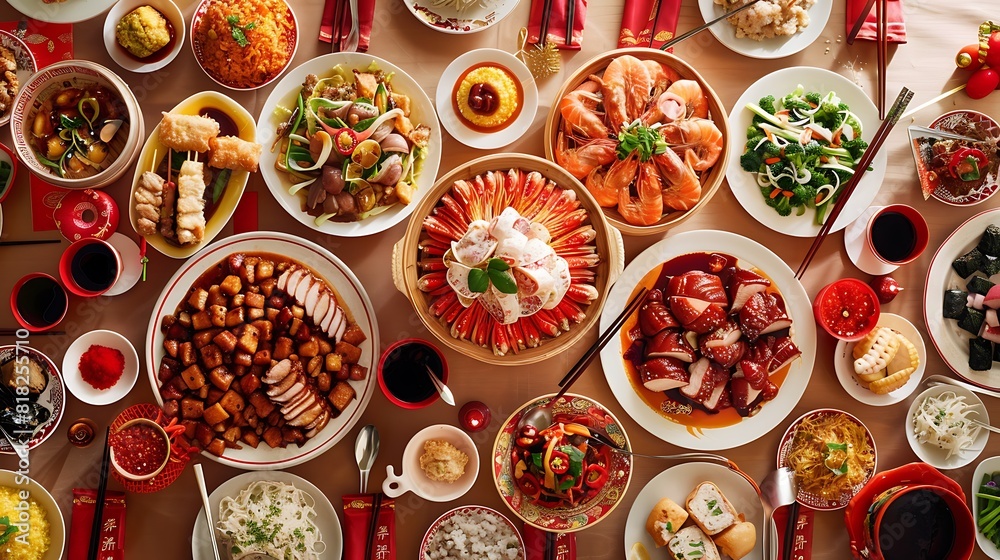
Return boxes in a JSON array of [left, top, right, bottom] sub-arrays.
[[600, 55, 652, 132], [666, 79, 709, 119], [555, 131, 616, 180], [653, 149, 702, 212], [559, 79, 608, 139], [618, 161, 664, 226], [661, 118, 724, 171], [586, 152, 639, 208]]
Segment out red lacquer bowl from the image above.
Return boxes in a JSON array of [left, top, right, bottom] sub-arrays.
[[813, 278, 880, 341]]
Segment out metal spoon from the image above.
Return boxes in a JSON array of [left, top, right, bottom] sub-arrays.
[[194, 464, 222, 560], [355, 424, 380, 494], [760, 467, 798, 560], [424, 364, 455, 406], [925, 374, 1000, 399], [100, 119, 123, 143]]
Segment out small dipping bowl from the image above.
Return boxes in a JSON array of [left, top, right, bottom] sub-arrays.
[[110, 417, 170, 481], [104, 0, 185, 73], [62, 329, 139, 405], [10, 272, 69, 332], [863, 484, 974, 560], [813, 278, 881, 341], [383, 424, 479, 502], [59, 237, 122, 297], [377, 338, 449, 409]]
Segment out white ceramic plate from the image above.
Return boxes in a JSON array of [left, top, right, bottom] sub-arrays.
[[436, 48, 538, 150], [623, 462, 764, 559], [834, 313, 926, 406], [697, 0, 832, 59], [403, 0, 519, 33], [103, 232, 142, 296], [5, 0, 116, 23], [972, 455, 1000, 559], [420, 505, 525, 559], [383, 424, 479, 502], [258, 53, 442, 238], [924, 207, 1000, 389], [128, 91, 255, 259], [0, 470, 66, 560], [0, 346, 65, 453], [906, 384, 990, 470], [0, 30, 36, 127], [61, 329, 139, 406], [145, 231, 379, 469], [191, 470, 342, 560], [726, 66, 887, 237], [599, 230, 816, 450]]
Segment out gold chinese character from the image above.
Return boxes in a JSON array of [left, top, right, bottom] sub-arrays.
[[794, 534, 806, 551], [377, 525, 388, 539], [101, 536, 116, 551], [103, 518, 117, 532]]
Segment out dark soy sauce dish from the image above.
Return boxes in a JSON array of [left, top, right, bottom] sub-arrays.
[[10, 273, 68, 332], [866, 485, 974, 560], [378, 339, 448, 409]]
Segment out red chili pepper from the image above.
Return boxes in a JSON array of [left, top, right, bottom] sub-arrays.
[[516, 425, 540, 448], [516, 472, 542, 499], [948, 146, 989, 181], [333, 128, 359, 156], [584, 463, 609, 488], [548, 450, 570, 475]]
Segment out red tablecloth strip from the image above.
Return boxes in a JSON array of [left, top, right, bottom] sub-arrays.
[[526, 0, 588, 50], [846, 0, 907, 43], [233, 190, 258, 233], [319, 0, 376, 52], [618, 0, 682, 50]]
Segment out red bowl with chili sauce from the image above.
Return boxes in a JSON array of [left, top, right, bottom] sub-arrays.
[[110, 418, 170, 481], [813, 278, 881, 341]]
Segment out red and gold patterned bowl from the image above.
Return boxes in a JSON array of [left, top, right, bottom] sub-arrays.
[[492, 393, 632, 533]]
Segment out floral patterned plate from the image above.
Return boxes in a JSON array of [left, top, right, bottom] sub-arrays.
[[0, 345, 65, 453], [492, 393, 632, 532]]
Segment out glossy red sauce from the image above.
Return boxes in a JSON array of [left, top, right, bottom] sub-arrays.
[[112, 423, 167, 476]]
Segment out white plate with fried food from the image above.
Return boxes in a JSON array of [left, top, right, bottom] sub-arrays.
[[623, 462, 763, 560], [0, 30, 35, 127], [128, 90, 259, 259], [834, 312, 926, 406], [697, 0, 832, 59]]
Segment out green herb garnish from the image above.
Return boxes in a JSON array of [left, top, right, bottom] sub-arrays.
[[227, 15, 257, 47], [825, 441, 850, 477], [467, 258, 517, 294], [616, 119, 667, 162], [0, 516, 18, 545]]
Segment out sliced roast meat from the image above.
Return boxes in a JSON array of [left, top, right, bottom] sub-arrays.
[[666, 271, 727, 304], [767, 336, 802, 375], [262, 359, 292, 384], [640, 357, 690, 392], [738, 292, 791, 341], [645, 329, 697, 362], [726, 269, 771, 312], [638, 289, 679, 337], [680, 358, 717, 401]]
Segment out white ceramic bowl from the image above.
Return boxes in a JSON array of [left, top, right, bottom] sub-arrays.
[[0, 470, 66, 560], [907, 384, 990, 469], [61, 329, 139, 405], [383, 424, 479, 502], [109, 417, 170, 481], [9, 61, 143, 190], [104, 0, 185, 73], [973, 455, 1000, 559], [420, 505, 525, 560]]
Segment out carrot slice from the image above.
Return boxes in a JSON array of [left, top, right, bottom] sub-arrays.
[[764, 157, 781, 165]]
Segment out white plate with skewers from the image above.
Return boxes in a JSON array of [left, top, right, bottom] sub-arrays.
[[128, 91, 256, 259], [403, 0, 520, 34]]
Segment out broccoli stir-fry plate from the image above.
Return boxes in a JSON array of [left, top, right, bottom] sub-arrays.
[[740, 84, 870, 224]]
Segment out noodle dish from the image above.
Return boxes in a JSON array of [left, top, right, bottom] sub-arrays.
[[217, 480, 324, 559]]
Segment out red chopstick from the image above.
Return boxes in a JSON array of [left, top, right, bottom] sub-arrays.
[[795, 87, 913, 280], [876, 0, 887, 119], [331, 0, 345, 52], [846, 0, 876, 44]]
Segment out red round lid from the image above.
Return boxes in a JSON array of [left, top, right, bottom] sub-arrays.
[[53, 188, 119, 241]]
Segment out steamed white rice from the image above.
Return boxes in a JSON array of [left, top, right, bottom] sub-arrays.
[[424, 510, 523, 560], [715, 0, 816, 41]]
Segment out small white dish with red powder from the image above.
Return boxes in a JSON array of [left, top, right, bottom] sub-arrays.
[[110, 417, 171, 481], [62, 329, 139, 406]]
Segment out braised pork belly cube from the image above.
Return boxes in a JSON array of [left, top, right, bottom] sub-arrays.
[[328, 381, 356, 412], [236, 324, 260, 354], [199, 344, 224, 369], [241, 430, 260, 448], [336, 341, 363, 364], [208, 305, 227, 327], [640, 357, 689, 392], [220, 275, 242, 296], [191, 310, 212, 331], [209, 366, 235, 391], [179, 342, 197, 366], [240, 373, 261, 395], [739, 292, 792, 342], [213, 330, 238, 353], [248, 390, 275, 418], [158, 356, 181, 382], [163, 399, 179, 418], [203, 402, 230, 426], [163, 339, 179, 358], [219, 390, 246, 415], [206, 438, 226, 457], [348, 364, 368, 381], [181, 364, 206, 390], [257, 260, 274, 280], [160, 377, 186, 401], [194, 422, 214, 446], [341, 325, 367, 346], [188, 288, 209, 311], [225, 307, 245, 328], [262, 427, 283, 448], [181, 397, 205, 419], [726, 269, 771, 312]]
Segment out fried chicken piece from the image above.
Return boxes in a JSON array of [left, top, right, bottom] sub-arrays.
[[134, 171, 164, 236], [175, 160, 206, 245], [158, 112, 220, 153], [208, 136, 262, 172]]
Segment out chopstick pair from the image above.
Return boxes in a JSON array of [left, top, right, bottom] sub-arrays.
[[88, 428, 112, 560], [660, 0, 763, 50], [330, 0, 346, 52], [0, 239, 61, 247], [795, 87, 913, 280], [557, 286, 648, 390], [846, 0, 889, 118], [363, 492, 383, 560], [538, 0, 575, 47]]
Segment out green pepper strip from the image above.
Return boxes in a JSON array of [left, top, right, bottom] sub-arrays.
[[78, 97, 99, 129]]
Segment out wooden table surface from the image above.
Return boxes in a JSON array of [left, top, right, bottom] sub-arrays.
[[1, 0, 999, 558]]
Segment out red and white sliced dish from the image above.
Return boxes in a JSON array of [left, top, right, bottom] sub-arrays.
[[924, 207, 1000, 389], [726, 67, 887, 237], [599, 230, 816, 450], [623, 462, 764, 560], [145, 231, 379, 469]]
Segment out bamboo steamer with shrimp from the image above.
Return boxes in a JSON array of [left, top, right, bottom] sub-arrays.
[[544, 49, 729, 236]]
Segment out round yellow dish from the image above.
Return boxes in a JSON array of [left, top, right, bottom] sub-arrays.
[[0, 485, 51, 560], [455, 65, 520, 130]]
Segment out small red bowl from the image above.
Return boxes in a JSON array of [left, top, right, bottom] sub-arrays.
[[813, 278, 881, 341], [864, 484, 974, 560], [10, 272, 68, 332], [58, 237, 122, 297], [377, 338, 449, 409]]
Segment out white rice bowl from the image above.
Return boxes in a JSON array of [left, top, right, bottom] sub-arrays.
[[422, 508, 524, 560]]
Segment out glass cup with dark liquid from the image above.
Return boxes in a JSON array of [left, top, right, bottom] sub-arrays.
[[59, 238, 122, 297], [377, 339, 449, 409], [866, 204, 929, 266], [10, 273, 69, 332]]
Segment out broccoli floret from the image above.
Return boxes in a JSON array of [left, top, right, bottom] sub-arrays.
[[758, 95, 777, 115], [784, 98, 813, 113], [776, 175, 796, 191], [761, 141, 781, 159], [769, 194, 792, 217], [843, 138, 869, 160], [809, 171, 832, 189], [745, 135, 765, 151], [783, 143, 804, 156], [746, 124, 762, 139], [805, 92, 822, 105], [804, 140, 823, 158], [791, 183, 817, 207], [740, 150, 764, 172], [768, 161, 786, 176]]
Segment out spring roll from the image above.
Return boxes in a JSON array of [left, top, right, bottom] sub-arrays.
[[208, 135, 262, 172], [175, 160, 206, 245], [158, 112, 220, 153], [134, 171, 164, 236]]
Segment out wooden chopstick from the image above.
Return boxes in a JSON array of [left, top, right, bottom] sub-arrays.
[[363, 492, 382, 560], [564, 0, 575, 46], [876, 0, 887, 119], [88, 427, 112, 560], [538, 0, 554, 45], [781, 502, 800, 560], [557, 286, 649, 389], [0, 239, 61, 247], [331, 0, 345, 52], [795, 87, 913, 279], [846, 0, 876, 44], [660, 0, 764, 50], [545, 531, 555, 560]]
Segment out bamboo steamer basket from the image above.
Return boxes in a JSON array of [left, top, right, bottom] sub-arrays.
[[392, 153, 625, 366], [543, 47, 730, 236]]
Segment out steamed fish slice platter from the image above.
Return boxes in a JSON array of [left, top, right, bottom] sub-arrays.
[[270, 61, 432, 224], [623, 252, 802, 423], [131, 91, 261, 258], [156, 252, 369, 458]]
